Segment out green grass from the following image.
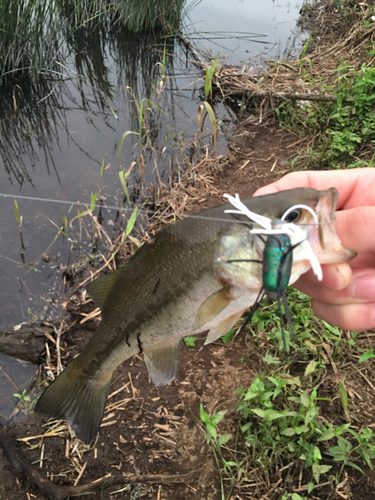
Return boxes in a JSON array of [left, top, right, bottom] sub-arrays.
[[199, 288, 375, 498], [276, 64, 375, 170]]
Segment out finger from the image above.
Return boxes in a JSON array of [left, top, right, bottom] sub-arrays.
[[335, 207, 375, 255], [350, 252, 375, 269], [295, 279, 351, 305], [254, 168, 375, 209], [349, 269, 375, 300], [295, 268, 375, 304], [298, 263, 352, 291], [312, 300, 375, 330]]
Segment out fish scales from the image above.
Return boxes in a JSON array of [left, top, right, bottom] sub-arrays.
[[80, 218, 227, 375]]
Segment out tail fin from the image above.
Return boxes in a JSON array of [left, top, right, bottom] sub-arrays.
[[35, 361, 111, 444]]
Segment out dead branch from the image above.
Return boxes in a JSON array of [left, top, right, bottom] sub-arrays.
[[222, 90, 337, 102]]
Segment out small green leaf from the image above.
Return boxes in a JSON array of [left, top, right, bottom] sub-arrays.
[[251, 408, 266, 418], [295, 425, 309, 435], [359, 348, 375, 363], [317, 429, 335, 441], [312, 463, 321, 483], [224, 460, 239, 467], [211, 410, 227, 426], [200, 404, 210, 423], [207, 423, 217, 441], [90, 192, 98, 212], [263, 352, 281, 365], [222, 329, 234, 343], [184, 337, 197, 347], [339, 381, 348, 410], [119, 170, 129, 200], [301, 392, 310, 407], [14, 200, 21, 226], [346, 461, 364, 473], [125, 207, 140, 236], [100, 158, 106, 178], [118, 130, 139, 168], [217, 433, 232, 446], [321, 320, 340, 336], [304, 360, 317, 376], [281, 428, 296, 436], [313, 446, 322, 461]]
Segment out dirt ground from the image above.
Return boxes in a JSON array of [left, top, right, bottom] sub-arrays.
[[2, 118, 375, 500]]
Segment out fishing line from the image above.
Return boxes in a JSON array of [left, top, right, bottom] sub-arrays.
[[281, 204, 319, 225], [0, 192, 336, 227]]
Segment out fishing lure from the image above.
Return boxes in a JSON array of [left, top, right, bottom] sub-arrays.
[[223, 193, 323, 355]]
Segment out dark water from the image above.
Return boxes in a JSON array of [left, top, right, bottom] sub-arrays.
[[0, 0, 306, 419]]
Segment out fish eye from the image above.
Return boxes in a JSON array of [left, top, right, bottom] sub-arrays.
[[283, 209, 302, 223]]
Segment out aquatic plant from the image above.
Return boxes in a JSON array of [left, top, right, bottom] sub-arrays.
[[0, 0, 64, 82], [0, 0, 200, 83]]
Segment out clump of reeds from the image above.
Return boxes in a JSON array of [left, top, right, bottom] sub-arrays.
[[0, 0, 64, 83], [0, 0, 198, 84]]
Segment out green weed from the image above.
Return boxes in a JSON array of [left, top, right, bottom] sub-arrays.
[[359, 348, 375, 363], [184, 337, 197, 347], [13, 389, 31, 403], [236, 372, 375, 488], [197, 101, 218, 154], [14, 200, 21, 226], [205, 54, 219, 99], [246, 288, 351, 361], [276, 64, 375, 169], [200, 404, 240, 499]]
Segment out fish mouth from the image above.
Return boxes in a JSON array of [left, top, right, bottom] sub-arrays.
[[311, 188, 356, 264]]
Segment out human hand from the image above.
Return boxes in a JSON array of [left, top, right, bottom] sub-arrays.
[[254, 168, 375, 331]]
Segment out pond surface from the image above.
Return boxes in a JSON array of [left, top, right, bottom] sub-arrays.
[[0, 0, 307, 419]]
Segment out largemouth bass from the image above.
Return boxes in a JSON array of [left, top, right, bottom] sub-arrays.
[[36, 188, 354, 443]]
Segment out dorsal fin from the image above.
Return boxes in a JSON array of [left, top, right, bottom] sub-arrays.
[[86, 269, 123, 309]]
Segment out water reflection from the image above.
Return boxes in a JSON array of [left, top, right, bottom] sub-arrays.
[[1, 30, 192, 188], [0, 353, 37, 424]]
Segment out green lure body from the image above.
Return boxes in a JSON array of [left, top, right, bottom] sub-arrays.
[[262, 233, 292, 301]]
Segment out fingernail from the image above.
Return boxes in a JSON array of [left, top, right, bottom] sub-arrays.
[[350, 274, 375, 300]]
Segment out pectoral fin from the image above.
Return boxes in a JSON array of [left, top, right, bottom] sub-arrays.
[[143, 339, 180, 387], [204, 309, 245, 345], [194, 287, 233, 330]]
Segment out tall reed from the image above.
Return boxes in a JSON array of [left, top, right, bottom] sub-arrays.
[[0, 0, 198, 83], [0, 0, 64, 83]]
